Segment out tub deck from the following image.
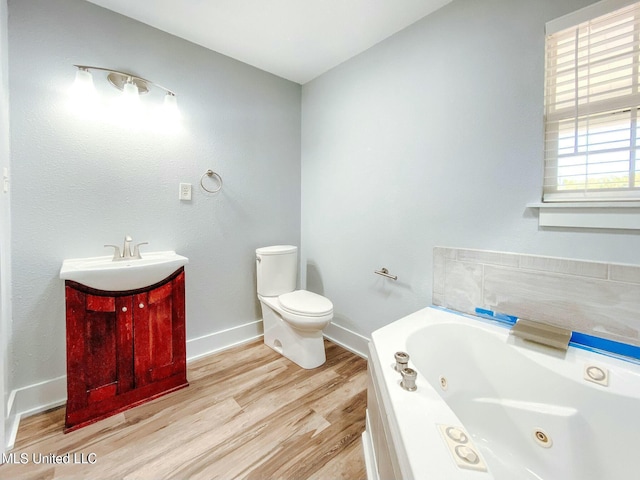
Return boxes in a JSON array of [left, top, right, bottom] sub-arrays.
[[363, 306, 640, 480]]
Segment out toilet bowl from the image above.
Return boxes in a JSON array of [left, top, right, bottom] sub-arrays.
[[256, 245, 333, 369]]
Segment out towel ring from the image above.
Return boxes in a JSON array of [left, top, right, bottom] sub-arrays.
[[200, 169, 223, 193]]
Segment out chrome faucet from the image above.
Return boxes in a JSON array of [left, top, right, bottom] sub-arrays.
[[123, 235, 133, 258], [104, 235, 148, 261]]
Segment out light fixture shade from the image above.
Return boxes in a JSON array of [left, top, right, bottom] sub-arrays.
[[154, 92, 181, 131], [163, 92, 177, 109], [122, 81, 140, 101], [118, 80, 142, 126], [69, 68, 98, 116], [163, 93, 179, 116], [71, 68, 96, 98]]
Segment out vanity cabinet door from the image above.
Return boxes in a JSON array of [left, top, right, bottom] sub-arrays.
[[66, 290, 121, 412], [133, 271, 186, 387]]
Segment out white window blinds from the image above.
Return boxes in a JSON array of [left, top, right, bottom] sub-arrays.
[[544, 1, 640, 201]]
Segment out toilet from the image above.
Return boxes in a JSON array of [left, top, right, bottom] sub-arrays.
[[256, 245, 333, 369]]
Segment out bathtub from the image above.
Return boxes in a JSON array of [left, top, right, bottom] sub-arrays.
[[362, 306, 640, 480]]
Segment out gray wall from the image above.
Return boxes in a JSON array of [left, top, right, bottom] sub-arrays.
[[8, 0, 301, 391], [299, 0, 640, 338], [1, 0, 10, 452]]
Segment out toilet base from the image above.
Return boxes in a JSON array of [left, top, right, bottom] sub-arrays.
[[260, 301, 327, 369]]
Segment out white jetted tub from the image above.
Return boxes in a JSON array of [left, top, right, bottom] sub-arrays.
[[362, 306, 640, 480]]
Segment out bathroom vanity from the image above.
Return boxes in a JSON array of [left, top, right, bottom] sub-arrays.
[[62, 260, 188, 432]]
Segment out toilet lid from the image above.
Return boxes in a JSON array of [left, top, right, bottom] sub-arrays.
[[278, 290, 333, 316]]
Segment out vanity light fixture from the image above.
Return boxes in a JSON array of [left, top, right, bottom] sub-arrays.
[[71, 65, 179, 118]]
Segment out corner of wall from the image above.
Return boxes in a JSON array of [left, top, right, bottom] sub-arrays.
[[0, 0, 11, 456]]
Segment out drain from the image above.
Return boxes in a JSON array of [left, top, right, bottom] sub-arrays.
[[533, 428, 553, 448], [439, 375, 448, 391]]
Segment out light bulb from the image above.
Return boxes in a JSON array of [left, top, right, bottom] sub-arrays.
[[119, 79, 141, 121], [151, 92, 181, 132], [162, 93, 179, 117], [122, 81, 140, 103], [73, 68, 95, 94], [69, 68, 98, 116]]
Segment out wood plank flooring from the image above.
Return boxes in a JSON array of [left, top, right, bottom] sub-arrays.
[[0, 340, 368, 480]]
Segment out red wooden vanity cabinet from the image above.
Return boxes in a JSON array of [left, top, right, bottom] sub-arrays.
[[63, 267, 188, 432]]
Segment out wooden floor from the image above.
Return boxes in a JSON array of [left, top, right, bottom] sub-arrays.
[[1, 340, 368, 480]]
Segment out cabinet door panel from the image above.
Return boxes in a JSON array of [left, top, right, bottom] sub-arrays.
[[116, 296, 135, 394], [66, 289, 120, 411], [133, 291, 152, 387], [134, 271, 186, 386], [170, 271, 187, 374], [149, 290, 174, 367], [86, 295, 115, 312], [65, 287, 88, 413], [87, 382, 118, 403], [138, 283, 176, 383], [85, 294, 118, 392], [148, 281, 172, 304], [84, 307, 118, 391]]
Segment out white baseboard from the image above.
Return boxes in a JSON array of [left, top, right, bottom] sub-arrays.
[[186, 320, 264, 361], [323, 322, 369, 359], [5, 390, 19, 451], [4, 377, 66, 450], [8, 375, 67, 419]]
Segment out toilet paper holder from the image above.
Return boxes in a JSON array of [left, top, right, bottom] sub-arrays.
[[375, 267, 397, 280]]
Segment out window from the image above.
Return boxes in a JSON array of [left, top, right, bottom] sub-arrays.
[[544, 0, 640, 201]]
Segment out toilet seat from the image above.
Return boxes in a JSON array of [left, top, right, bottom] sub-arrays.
[[278, 290, 333, 317]]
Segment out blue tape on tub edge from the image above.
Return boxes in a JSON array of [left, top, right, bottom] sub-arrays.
[[440, 305, 640, 363], [570, 331, 640, 361], [571, 343, 640, 365], [473, 307, 518, 325]]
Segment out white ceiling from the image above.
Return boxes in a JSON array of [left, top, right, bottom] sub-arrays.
[[86, 0, 452, 84]]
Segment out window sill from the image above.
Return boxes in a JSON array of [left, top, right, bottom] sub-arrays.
[[527, 202, 640, 230]]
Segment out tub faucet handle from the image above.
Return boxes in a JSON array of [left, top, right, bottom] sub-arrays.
[[401, 367, 417, 391], [395, 351, 410, 372]]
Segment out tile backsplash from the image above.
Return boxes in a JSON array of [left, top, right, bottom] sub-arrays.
[[433, 247, 640, 347]]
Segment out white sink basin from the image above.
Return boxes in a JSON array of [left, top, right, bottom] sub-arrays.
[[60, 251, 188, 291]]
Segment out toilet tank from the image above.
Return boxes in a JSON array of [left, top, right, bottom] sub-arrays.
[[256, 245, 298, 297]]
